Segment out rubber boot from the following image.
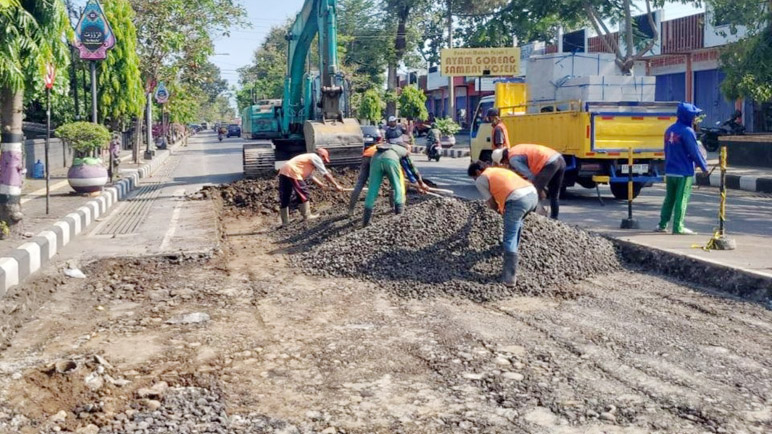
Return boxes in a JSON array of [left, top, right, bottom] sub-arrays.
[[347, 195, 357, 216], [502, 252, 519, 287], [299, 201, 319, 221], [394, 203, 404, 215], [362, 207, 374, 227], [279, 207, 290, 227]]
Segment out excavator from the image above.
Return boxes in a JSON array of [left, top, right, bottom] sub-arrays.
[[242, 0, 364, 177]]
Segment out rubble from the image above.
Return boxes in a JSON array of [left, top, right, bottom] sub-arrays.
[[297, 198, 621, 300]]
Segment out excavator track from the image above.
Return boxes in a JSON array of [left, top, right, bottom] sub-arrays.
[[243, 144, 277, 178]]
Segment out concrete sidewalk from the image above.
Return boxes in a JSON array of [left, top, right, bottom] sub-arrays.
[[0, 139, 190, 295]]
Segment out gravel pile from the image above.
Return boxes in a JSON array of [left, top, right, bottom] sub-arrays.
[[99, 386, 302, 434], [200, 167, 386, 216], [298, 198, 621, 300]]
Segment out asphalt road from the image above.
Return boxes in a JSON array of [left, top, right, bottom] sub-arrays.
[[412, 155, 772, 276]]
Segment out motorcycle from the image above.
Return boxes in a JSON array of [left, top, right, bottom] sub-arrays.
[[425, 129, 442, 162], [699, 111, 745, 152], [218, 128, 226, 142]]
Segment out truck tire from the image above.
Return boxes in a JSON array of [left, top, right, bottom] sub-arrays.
[[610, 182, 643, 200]]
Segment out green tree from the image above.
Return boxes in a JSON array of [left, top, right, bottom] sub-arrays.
[[715, 0, 772, 101], [237, 23, 290, 100], [99, 0, 144, 129], [0, 0, 70, 231], [397, 85, 428, 121], [358, 89, 383, 123]]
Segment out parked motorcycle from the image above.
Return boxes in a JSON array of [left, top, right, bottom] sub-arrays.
[[699, 111, 745, 152]]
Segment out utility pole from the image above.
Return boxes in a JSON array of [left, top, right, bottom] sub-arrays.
[[90, 61, 98, 123], [447, 0, 454, 121]]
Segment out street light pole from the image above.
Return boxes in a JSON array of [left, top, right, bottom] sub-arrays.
[[90, 61, 98, 123], [145, 92, 153, 160]]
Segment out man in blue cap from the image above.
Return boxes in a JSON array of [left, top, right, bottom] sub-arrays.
[[656, 102, 709, 235]]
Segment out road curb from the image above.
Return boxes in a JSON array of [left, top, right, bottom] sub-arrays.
[[696, 172, 772, 194], [0, 147, 176, 296], [610, 237, 772, 304], [412, 146, 470, 159]]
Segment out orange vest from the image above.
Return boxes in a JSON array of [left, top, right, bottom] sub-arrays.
[[362, 145, 377, 158], [492, 122, 511, 149], [279, 153, 318, 180], [481, 167, 532, 213], [510, 144, 559, 175]]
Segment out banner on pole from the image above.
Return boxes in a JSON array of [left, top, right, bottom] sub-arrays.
[[440, 47, 521, 77], [75, 0, 115, 60], [44, 64, 56, 90], [154, 82, 170, 104]]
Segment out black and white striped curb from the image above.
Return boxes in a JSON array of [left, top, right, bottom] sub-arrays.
[[412, 146, 470, 159], [0, 150, 172, 296], [696, 172, 772, 194]]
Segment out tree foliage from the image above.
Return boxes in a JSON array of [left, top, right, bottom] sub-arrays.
[[55, 121, 111, 153], [237, 23, 289, 100], [397, 85, 428, 121], [714, 0, 772, 101], [358, 89, 382, 122], [98, 0, 144, 128]]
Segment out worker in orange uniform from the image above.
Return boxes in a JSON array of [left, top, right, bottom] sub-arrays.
[[468, 160, 538, 287], [348, 143, 378, 215], [488, 108, 510, 150], [502, 144, 566, 220], [278, 148, 343, 226]]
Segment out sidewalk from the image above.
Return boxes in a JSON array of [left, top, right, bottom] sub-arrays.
[[0, 141, 186, 294], [697, 154, 772, 194]]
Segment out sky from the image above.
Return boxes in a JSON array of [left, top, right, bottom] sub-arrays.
[[213, 0, 306, 89]]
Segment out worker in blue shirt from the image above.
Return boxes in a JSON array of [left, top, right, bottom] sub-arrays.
[[656, 102, 709, 235]]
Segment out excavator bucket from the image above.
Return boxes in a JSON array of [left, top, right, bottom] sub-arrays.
[[304, 118, 364, 167]]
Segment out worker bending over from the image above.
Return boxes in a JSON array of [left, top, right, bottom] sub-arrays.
[[278, 148, 343, 226], [494, 144, 566, 219], [468, 160, 538, 287], [362, 141, 425, 226], [348, 143, 378, 215], [488, 108, 510, 150]]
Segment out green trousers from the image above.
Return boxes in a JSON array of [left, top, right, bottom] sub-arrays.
[[658, 175, 694, 233], [364, 152, 405, 210]]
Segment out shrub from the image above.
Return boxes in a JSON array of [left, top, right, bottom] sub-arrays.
[[56, 122, 111, 158]]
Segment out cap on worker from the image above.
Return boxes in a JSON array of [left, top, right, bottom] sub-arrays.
[[316, 147, 330, 163], [388, 115, 397, 123], [492, 148, 505, 164], [486, 108, 499, 118]]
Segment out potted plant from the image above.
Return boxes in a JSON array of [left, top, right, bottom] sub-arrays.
[[55, 122, 111, 194], [435, 117, 461, 148]]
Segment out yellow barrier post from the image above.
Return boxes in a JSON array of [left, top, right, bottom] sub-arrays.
[[705, 144, 736, 250], [620, 147, 640, 229]]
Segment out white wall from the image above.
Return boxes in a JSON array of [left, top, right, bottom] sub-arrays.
[[704, 5, 750, 48]]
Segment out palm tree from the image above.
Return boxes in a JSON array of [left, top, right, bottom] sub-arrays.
[[0, 0, 69, 233]]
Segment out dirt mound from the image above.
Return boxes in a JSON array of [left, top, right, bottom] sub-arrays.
[[199, 167, 384, 216], [298, 198, 621, 300]]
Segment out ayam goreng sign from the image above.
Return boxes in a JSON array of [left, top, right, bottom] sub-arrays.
[[75, 0, 115, 60], [440, 47, 521, 77]]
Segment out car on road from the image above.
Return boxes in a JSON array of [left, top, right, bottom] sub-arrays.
[[361, 125, 383, 147], [227, 124, 241, 138]]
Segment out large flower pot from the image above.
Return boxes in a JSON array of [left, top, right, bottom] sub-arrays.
[[68, 158, 108, 193]]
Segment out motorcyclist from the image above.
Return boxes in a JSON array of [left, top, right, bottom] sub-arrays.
[[723, 110, 745, 134], [218, 125, 226, 141], [384, 116, 405, 143], [426, 123, 442, 160]]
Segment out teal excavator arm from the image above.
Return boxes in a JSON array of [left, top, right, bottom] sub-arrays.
[[281, 0, 344, 136]]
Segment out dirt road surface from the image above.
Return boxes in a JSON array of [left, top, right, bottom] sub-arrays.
[[0, 175, 770, 433]]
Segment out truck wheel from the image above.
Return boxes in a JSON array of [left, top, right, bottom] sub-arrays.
[[610, 182, 643, 200]]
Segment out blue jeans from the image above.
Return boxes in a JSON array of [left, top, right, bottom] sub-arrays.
[[503, 192, 538, 253]]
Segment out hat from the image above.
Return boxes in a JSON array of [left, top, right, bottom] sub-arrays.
[[388, 116, 397, 123], [316, 147, 330, 163], [492, 148, 505, 164], [486, 108, 499, 118]]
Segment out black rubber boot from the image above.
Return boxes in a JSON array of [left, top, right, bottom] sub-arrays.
[[502, 252, 519, 287], [394, 203, 404, 215], [362, 207, 374, 227]]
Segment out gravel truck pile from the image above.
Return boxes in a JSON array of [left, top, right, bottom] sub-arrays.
[[299, 198, 621, 300]]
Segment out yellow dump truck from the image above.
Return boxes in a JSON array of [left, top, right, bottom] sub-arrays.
[[470, 82, 678, 199]]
